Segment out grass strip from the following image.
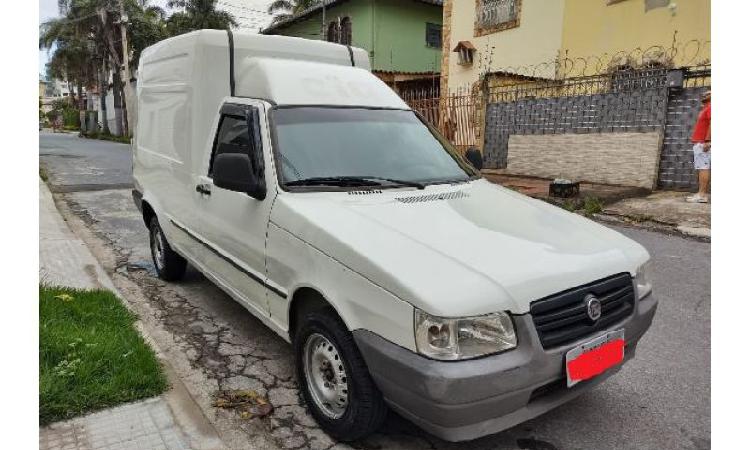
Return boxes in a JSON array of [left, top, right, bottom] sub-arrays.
[[39, 285, 168, 425]]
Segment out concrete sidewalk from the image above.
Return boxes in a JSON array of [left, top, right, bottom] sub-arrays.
[[483, 172, 710, 239], [39, 179, 225, 450]]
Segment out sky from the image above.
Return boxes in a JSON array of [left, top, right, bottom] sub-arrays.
[[39, 0, 273, 77]]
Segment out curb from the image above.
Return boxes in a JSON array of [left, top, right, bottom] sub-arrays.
[[593, 212, 711, 242], [40, 180, 226, 450]]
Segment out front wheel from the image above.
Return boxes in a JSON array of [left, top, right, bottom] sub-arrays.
[[149, 216, 186, 281], [294, 310, 387, 441]]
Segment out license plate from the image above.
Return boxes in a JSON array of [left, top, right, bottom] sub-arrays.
[[565, 329, 625, 387]]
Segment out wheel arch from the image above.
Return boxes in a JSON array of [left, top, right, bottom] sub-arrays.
[[141, 199, 156, 228], [287, 285, 351, 342]]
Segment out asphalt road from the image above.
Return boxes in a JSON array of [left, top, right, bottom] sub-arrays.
[[40, 132, 710, 450]]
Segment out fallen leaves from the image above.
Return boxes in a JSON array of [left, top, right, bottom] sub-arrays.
[[54, 293, 75, 302], [213, 389, 274, 419]]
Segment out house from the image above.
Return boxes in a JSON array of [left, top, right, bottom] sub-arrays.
[[438, 0, 711, 192], [262, 0, 444, 95], [441, 0, 711, 91]]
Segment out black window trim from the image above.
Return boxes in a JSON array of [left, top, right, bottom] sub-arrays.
[[267, 104, 480, 193], [208, 102, 265, 181]]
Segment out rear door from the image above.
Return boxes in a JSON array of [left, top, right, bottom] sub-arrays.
[[192, 100, 277, 318]]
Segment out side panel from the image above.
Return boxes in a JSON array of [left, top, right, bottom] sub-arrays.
[[265, 222, 416, 351], [134, 46, 200, 257]]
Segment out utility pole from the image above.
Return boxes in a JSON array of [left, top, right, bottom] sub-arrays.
[[322, 4, 326, 40], [120, 0, 136, 138]]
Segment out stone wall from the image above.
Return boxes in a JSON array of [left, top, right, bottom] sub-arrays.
[[483, 85, 668, 169], [506, 132, 663, 189]]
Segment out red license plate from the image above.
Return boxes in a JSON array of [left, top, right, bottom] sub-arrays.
[[565, 330, 624, 387]]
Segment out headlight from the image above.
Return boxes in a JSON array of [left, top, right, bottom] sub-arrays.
[[635, 261, 653, 299], [414, 309, 517, 360]]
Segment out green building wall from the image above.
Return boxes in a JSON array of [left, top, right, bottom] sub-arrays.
[[372, 0, 442, 73], [266, 0, 442, 74]]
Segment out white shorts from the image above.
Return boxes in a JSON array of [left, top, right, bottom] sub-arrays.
[[693, 143, 711, 170]]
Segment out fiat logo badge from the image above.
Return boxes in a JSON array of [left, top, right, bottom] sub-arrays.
[[585, 294, 602, 321]]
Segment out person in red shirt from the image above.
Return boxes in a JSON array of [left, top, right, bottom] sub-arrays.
[[687, 90, 711, 203]]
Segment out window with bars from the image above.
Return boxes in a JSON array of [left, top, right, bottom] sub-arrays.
[[426, 23, 442, 48], [475, 0, 520, 35], [326, 17, 352, 45]]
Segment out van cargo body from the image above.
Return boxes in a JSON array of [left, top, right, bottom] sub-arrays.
[[133, 30, 657, 442]]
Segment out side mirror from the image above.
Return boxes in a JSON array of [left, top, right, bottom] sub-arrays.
[[465, 147, 483, 171], [213, 153, 266, 200]]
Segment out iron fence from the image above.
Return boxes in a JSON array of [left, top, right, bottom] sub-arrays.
[[403, 85, 479, 153]]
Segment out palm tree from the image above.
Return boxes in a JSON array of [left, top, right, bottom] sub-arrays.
[[126, 2, 168, 67], [40, 3, 101, 133], [165, 0, 237, 35], [267, 0, 321, 25]]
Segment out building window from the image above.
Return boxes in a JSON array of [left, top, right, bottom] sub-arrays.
[[340, 17, 352, 45], [453, 41, 476, 66], [426, 23, 442, 48], [474, 0, 521, 37], [326, 17, 352, 45], [326, 21, 339, 43]]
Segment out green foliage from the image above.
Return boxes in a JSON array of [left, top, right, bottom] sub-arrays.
[[47, 97, 80, 128], [582, 196, 604, 216], [39, 286, 167, 425], [561, 199, 577, 212], [82, 130, 131, 144], [165, 0, 238, 36], [267, 0, 321, 25]]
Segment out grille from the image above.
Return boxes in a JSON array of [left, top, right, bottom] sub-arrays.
[[530, 273, 635, 349], [395, 191, 468, 204]]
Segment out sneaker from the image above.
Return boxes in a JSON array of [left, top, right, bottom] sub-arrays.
[[686, 195, 708, 203]]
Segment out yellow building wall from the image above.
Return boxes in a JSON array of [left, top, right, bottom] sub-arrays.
[[561, 0, 711, 67], [445, 0, 565, 90]]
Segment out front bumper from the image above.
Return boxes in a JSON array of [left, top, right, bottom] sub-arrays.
[[353, 292, 657, 442]]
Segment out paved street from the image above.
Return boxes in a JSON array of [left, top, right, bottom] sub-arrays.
[[40, 132, 710, 450]]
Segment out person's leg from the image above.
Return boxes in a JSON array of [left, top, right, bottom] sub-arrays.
[[698, 169, 711, 199], [687, 143, 707, 201]]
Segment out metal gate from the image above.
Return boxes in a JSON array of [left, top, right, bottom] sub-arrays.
[[657, 67, 711, 190]]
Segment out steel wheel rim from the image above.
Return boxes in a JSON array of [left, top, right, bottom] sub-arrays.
[[152, 227, 165, 271], [303, 333, 349, 419]]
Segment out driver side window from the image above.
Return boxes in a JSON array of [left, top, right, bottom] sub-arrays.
[[208, 114, 251, 177]]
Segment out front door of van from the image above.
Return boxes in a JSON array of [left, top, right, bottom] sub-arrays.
[[192, 100, 275, 319]]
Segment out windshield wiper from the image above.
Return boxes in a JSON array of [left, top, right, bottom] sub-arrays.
[[286, 176, 425, 189]]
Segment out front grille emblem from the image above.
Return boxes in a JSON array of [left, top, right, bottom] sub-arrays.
[[585, 294, 602, 321]]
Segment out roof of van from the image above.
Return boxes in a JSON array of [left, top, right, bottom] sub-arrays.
[[138, 30, 408, 109]]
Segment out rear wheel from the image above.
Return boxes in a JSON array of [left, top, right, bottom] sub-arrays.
[[294, 310, 387, 441], [149, 216, 186, 281]]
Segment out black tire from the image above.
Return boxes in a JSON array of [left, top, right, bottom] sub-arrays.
[[294, 309, 387, 441], [149, 216, 187, 281]]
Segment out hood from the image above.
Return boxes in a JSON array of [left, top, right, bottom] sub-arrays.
[[271, 179, 649, 316]]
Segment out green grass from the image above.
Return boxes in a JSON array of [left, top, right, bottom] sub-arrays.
[[582, 196, 604, 216], [39, 286, 168, 425], [39, 166, 48, 182], [81, 131, 131, 144]]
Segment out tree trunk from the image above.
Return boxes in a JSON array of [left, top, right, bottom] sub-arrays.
[[121, 83, 129, 137], [99, 60, 110, 135], [77, 81, 86, 134], [112, 69, 124, 136]]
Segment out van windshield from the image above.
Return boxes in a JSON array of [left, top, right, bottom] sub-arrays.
[[271, 107, 477, 189]]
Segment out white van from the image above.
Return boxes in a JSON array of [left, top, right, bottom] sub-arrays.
[[133, 30, 657, 442]]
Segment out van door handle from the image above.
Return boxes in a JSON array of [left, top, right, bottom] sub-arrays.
[[195, 183, 211, 196]]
